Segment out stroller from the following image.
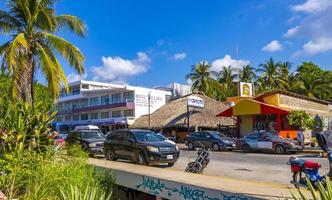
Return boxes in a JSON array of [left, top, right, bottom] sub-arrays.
[[185, 143, 210, 173]]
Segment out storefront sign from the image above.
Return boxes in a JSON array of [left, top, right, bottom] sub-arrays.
[[187, 96, 204, 108], [239, 82, 253, 97]]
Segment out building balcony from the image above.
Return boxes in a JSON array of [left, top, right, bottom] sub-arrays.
[[59, 117, 135, 126], [57, 100, 135, 115]]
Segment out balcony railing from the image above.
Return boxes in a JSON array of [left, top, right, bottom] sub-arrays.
[[57, 100, 134, 114]]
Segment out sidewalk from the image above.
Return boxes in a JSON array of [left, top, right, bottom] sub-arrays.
[[89, 158, 299, 199]]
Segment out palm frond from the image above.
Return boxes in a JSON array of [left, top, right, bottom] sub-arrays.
[[7, 32, 29, 71], [44, 33, 85, 74], [35, 42, 64, 99], [56, 15, 86, 37]]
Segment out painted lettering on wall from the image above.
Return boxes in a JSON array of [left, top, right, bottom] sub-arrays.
[[135, 176, 252, 200]]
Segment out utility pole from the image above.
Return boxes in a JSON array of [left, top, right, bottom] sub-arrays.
[[148, 91, 151, 129]]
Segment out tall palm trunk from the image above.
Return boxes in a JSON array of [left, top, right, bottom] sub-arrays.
[[16, 55, 34, 104]]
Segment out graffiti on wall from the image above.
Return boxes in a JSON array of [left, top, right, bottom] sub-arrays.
[[135, 176, 253, 200]]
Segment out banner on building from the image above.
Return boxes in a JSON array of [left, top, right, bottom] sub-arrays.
[[187, 96, 204, 108]]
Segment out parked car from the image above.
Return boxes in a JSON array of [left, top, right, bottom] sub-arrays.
[[104, 129, 180, 166], [66, 130, 105, 156], [236, 131, 302, 154], [185, 131, 237, 151]]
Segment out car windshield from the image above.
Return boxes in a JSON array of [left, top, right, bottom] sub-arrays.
[[134, 131, 164, 142], [209, 131, 226, 138], [80, 131, 104, 139]]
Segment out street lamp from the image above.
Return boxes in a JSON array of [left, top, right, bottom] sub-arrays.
[[148, 91, 152, 130]]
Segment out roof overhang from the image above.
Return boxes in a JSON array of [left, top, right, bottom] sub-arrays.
[[217, 98, 290, 117]]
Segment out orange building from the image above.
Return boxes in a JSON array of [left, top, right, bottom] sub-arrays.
[[217, 88, 331, 139]]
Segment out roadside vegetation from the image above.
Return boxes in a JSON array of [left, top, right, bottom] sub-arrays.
[[0, 1, 114, 199], [289, 177, 332, 200], [186, 59, 332, 101]]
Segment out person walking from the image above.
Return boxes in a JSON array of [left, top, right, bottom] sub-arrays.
[[297, 128, 305, 150]]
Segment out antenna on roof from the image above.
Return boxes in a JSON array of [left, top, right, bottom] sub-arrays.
[[235, 42, 239, 60]]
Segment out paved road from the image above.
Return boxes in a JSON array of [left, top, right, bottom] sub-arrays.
[[171, 150, 329, 186]]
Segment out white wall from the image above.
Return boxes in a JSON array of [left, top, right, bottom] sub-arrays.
[[133, 87, 171, 119]]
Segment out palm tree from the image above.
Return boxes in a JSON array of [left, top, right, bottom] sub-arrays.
[[292, 70, 332, 100], [256, 57, 281, 91], [185, 61, 215, 94], [0, 0, 86, 103], [276, 61, 292, 90], [216, 66, 238, 90], [239, 65, 256, 82]]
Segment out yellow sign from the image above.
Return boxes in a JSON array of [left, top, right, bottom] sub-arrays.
[[239, 82, 253, 97]]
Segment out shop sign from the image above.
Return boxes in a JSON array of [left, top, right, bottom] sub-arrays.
[[187, 96, 204, 108], [239, 82, 253, 97]]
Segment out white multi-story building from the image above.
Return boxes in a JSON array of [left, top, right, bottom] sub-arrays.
[[55, 80, 172, 133]]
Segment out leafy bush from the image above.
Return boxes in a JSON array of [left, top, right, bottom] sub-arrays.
[[287, 110, 314, 130], [0, 146, 114, 199], [0, 100, 114, 199], [290, 177, 332, 200]]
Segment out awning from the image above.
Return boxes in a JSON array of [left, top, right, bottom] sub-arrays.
[[217, 98, 290, 117]]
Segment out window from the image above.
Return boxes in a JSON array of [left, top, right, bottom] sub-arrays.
[[73, 115, 79, 121], [112, 110, 121, 118], [81, 114, 88, 121], [101, 95, 109, 105], [71, 87, 80, 95], [101, 112, 109, 119], [124, 110, 134, 117], [80, 99, 89, 108], [91, 113, 98, 120], [111, 93, 121, 103], [57, 117, 63, 122], [90, 97, 99, 106], [72, 101, 80, 109], [65, 116, 71, 122], [123, 92, 134, 101], [57, 103, 63, 111], [82, 84, 89, 89]]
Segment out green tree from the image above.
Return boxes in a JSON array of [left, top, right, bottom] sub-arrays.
[[291, 62, 332, 100], [256, 57, 281, 91], [216, 66, 238, 91], [239, 65, 256, 83], [186, 61, 215, 94], [0, 0, 86, 104], [276, 61, 292, 90], [287, 110, 314, 130]]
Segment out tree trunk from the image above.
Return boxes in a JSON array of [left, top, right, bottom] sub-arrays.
[[16, 56, 35, 104]]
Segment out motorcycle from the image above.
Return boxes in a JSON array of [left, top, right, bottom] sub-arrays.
[[288, 132, 332, 188], [185, 143, 210, 174]]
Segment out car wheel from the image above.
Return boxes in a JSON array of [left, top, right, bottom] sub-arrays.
[[188, 142, 194, 150], [242, 144, 251, 153], [275, 145, 285, 154], [168, 163, 175, 167], [137, 152, 148, 165], [105, 149, 116, 161], [212, 143, 220, 151]]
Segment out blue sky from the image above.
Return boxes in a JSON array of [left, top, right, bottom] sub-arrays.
[[1, 0, 332, 87]]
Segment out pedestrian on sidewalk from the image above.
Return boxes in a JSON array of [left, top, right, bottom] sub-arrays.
[[297, 128, 305, 150]]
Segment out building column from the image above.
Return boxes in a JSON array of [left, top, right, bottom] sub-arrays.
[[276, 114, 282, 132]]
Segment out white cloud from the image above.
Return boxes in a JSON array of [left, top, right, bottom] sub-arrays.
[[210, 55, 250, 72], [172, 52, 187, 61], [283, 26, 299, 38], [67, 73, 87, 83], [261, 40, 283, 52], [302, 36, 332, 55], [282, 0, 332, 55], [92, 52, 151, 83], [292, 0, 332, 13]]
